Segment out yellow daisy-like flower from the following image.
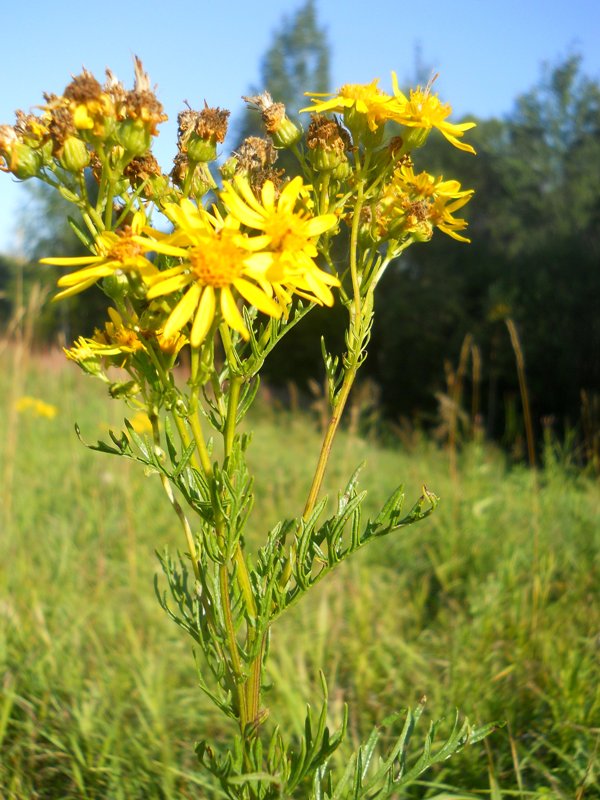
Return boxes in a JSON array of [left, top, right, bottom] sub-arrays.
[[391, 72, 476, 154], [396, 164, 474, 204], [220, 175, 339, 305], [141, 202, 286, 347], [15, 396, 58, 419], [40, 212, 157, 300], [428, 193, 473, 242], [93, 307, 145, 355], [301, 79, 398, 132], [379, 164, 474, 242]]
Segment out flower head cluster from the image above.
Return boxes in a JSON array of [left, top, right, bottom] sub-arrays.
[[141, 178, 338, 347], [302, 73, 475, 154], [1, 59, 166, 181], [376, 162, 474, 243]]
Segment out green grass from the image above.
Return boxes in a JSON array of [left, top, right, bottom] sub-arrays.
[[1, 349, 599, 798]]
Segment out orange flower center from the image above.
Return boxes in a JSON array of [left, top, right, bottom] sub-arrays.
[[189, 235, 245, 287], [107, 232, 144, 264]]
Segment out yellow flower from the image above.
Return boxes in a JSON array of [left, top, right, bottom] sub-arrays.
[[378, 163, 474, 243], [220, 175, 339, 305], [129, 411, 153, 434], [93, 308, 145, 355], [391, 73, 476, 154], [40, 212, 157, 300], [15, 396, 57, 419], [428, 193, 473, 242], [142, 201, 287, 347], [301, 79, 398, 132]]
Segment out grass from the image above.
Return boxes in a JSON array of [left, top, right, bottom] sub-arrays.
[[1, 348, 599, 798]]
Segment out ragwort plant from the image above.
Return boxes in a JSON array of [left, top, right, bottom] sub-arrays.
[[0, 60, 496, 797]]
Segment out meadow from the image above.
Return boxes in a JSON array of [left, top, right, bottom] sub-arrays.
[[1, 345, 599, 799]]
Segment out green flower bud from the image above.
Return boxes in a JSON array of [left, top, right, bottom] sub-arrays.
[[10, 142, 42, 179], [186, 133, 217, 163], [270, 115, 302, 149], [401, 126, 429, 151], [332, 160, 352, 181], [109, 380, 141, 399], [116, 119, 151, 157], [59, 136, 90, 172], [102, 271, 130, 302], [220, 156, 238, 180]]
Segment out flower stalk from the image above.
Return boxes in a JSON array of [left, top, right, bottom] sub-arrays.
[[1, 60, 492, 797]]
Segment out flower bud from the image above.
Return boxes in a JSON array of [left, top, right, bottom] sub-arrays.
[[59, 136, 90, 172], [116, 119, 151, 157], [102, 270, 130, 302], [8, 142, 42, 179], [400, 126, 429, 151], [219, 156, 238, 180], [186, 133, 217, 163], [270, 115, 302, 149], [109, 380, 142, 399]]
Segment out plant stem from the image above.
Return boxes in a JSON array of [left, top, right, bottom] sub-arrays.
[[303, 169, 368, 518]]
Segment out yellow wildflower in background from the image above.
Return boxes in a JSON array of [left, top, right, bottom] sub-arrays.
[[15, 396, 58, 419], [391, 72, 476, 154], [41, 212, 157, 300], [129, 412, 153, 434]]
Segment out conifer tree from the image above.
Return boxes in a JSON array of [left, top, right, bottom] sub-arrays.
[[236, 0, 330, 143]]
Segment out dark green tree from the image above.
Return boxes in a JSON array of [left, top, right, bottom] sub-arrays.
[[235, 0, 330, 143], [371, 56, 600, 447]]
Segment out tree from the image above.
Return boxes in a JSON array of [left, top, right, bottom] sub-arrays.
[[371, 56, 600, 448], [235, 0, 330, 143]]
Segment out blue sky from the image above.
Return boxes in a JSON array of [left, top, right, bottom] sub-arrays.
[[1, 0, 598, 254]]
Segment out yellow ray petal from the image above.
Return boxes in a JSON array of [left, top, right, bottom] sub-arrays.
[[56, 264, 113, 287], [162, 284, 201, 341], [41, 255, 104, 266], [52, 276, 100, 301], [146, 273, 190, 299], [190, 286, 216, 347], [234, 278, 282, 318], [220, 287, 249, 339]]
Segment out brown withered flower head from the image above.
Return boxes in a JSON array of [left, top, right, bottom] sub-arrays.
[[242, 91, 302, 148], [307, 114, 351, 153], [124, 152, 162, 186], [242, 91, 286, 135], [14, 110, 49, 145], [176, 104, 230, 151], [123, 57, 167, 135], [231, 136, 284, 196], [63, 69, 105, 106]]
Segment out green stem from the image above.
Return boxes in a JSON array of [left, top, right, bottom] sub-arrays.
[[150, 412, 201, 581], [224, 375, 242, 460], [303, 362, 359, 519], [303, 167, 368, 518]]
